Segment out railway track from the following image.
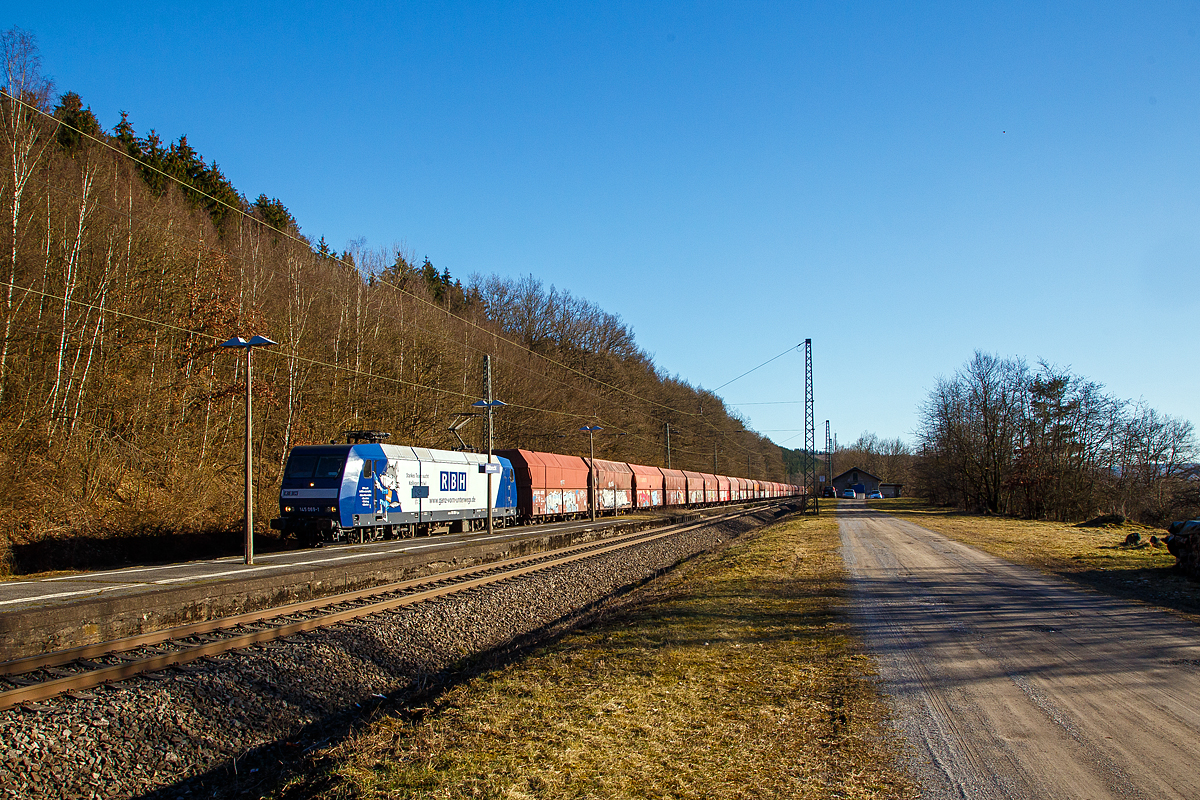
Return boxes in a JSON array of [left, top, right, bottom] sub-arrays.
[[0, 505, 780, 711]]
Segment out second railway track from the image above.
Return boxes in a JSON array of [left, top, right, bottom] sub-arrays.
[[0, 506, 775, 711]]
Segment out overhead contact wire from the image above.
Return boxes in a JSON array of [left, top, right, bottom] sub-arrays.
[[28, 175, 680, 430], [18, 97, 790, 461], [14, 96, 702, 420]]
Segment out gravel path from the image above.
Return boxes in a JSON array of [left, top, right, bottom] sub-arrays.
[[840, 501, 1200, 799], [0, 509, 785, 799]]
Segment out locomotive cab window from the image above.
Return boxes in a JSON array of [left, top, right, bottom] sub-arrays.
[[362, 460, 373, 478], [315, 456, 344, 479], [285, 454, 318, 478]]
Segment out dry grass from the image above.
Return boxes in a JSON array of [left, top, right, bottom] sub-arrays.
[[867, 498, 1200, 618], [275, 513, 916, 800]]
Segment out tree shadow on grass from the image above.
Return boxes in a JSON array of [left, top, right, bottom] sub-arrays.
[[130, 507, 807, 798], [131, 548, 728, 800]]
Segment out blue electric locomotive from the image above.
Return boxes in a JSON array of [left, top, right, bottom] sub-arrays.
[[270, 437, 517, 545]]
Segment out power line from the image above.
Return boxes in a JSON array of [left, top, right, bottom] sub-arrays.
[[12, 96, 794, 469], [28, 168, 683, 428], [710, 343, 801, 393], [0, 279, 636, 425], [10, 94, 704, 420], [0, 279, 472, 397], [726, 400, 805, 406], [0, 277, 736, 461]]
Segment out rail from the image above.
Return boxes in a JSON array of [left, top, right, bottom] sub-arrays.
[[0, 504, 784, 710]]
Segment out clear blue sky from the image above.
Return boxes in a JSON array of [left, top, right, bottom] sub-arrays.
[[13, 2, 1200, 448]]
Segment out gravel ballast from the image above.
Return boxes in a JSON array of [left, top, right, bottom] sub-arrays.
[[0, 508, 792, 799]]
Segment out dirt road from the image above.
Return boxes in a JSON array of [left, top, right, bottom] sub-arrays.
[[839, 500, 1200, 799]]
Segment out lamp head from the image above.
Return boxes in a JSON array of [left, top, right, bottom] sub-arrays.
[[220, 335, 277, 348]]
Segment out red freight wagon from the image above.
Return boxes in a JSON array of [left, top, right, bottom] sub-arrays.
[[630, 464, 664, 508], [701, 473, 719, 504], [682, 471, 706, 505], [716, 475, 731, 503], [734, 476, 748, 501], [661, 468, 687, 506], [495, 449, 590, 520], [587, 458, 633, 513]]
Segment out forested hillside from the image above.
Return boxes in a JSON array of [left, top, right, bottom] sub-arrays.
[[0, 30, 791, 574]]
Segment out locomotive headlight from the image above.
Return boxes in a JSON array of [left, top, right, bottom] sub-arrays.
[[327, 506, 337, 513], [284, 506, 293, 513]]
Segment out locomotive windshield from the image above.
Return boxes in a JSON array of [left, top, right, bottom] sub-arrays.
[[284, 454, 345, 479]]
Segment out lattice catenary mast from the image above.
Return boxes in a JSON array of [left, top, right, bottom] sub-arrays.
[[825, 420, 833, 489], [804, 339, 816, 510]]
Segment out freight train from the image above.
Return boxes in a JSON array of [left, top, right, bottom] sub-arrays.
[[270, 433, 802, 546]]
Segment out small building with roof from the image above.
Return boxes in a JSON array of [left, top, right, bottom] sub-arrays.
[[831, 467, 882, 498]]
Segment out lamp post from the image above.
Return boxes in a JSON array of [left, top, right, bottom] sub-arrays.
[[664, 422, 671, 469], [220, 335, 277, 565], [472, 354, 507, 534], [735, 430, 751, 480], [580, 425, 602, 521]]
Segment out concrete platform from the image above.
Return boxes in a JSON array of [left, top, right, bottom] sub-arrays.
[[0, 513, 689, 662]]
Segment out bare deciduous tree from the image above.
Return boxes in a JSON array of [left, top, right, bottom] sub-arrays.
[[917, 352, 1197, 524], [0, 26, 54, 400]]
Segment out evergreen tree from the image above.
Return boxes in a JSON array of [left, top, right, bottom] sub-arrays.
[[52, 91, 100, 152], [112, 111, 138, 157], [252, 194, 294, 234], [136, 129, 168, 195], [107, 115, 243, 230]]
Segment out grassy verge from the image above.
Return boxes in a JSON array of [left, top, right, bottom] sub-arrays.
[[868, 498, 1200, 618], [274, 513, 916, 799]]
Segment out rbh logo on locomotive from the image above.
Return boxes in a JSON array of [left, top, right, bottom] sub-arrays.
[[440, 471, 468, 492]]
